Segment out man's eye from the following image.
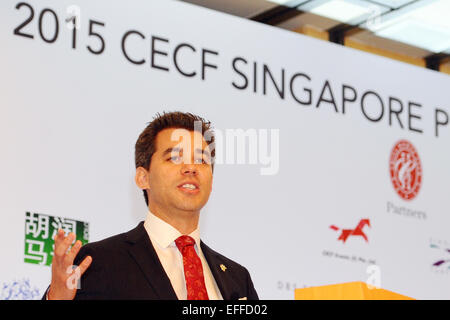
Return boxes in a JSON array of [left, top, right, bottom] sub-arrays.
[[169, 156, 181, 162], [194, 158, 207, 164]]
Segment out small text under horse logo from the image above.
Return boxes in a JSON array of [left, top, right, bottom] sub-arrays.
[[330, 219, 371, 243]]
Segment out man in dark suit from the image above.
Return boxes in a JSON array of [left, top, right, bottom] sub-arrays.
[[45, 111, 258, 300]]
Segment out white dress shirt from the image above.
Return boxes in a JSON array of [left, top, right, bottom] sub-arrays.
[[143, 211, 223, 300]]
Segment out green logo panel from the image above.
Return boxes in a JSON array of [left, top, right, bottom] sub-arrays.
[[24, 212, 89, 266]]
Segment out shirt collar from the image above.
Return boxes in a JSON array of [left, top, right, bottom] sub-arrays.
[[143, 210, 201, 249]]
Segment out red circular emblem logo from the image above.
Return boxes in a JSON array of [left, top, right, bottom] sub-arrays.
[[389, 140, 422, 200]]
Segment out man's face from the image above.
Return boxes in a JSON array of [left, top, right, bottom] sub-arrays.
[[139, 128, 213, 214]]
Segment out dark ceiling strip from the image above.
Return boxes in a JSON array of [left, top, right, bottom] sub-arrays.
[[249, 5, 305, 25], [425, 53, 450, 71], [328, 24, 358, 45]]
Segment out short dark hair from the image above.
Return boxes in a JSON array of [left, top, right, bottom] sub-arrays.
[[135, 111, 215, 206]]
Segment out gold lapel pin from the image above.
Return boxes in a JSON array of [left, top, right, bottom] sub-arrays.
[[220, 264, 227, 272]]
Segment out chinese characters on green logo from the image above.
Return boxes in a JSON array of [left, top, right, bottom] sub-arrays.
[[24, 212, 89, 266]]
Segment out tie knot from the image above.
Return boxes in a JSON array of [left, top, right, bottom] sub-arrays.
[[175, 235, 196, 251]]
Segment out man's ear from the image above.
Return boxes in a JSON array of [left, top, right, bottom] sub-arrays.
[[135, 166, 150, 190]]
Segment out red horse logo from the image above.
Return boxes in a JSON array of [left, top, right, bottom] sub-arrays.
[[330, 219, 371, 243]]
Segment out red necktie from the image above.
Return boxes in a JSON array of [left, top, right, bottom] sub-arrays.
[[175, 235, 209, 300]]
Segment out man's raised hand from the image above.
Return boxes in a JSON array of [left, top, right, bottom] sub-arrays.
[[47, 229, 92, 300]]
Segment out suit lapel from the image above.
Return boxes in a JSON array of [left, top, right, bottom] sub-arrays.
[[125, 222, 178, 300], [201, 241, 234, 300]]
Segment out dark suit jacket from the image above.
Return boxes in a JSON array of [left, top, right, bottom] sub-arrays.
[[47, 222, 258, 300]]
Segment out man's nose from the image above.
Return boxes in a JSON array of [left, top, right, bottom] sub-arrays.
[[181, 162, 198, 175]]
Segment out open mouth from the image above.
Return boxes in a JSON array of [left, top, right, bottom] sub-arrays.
[[177, 183, 200, 193]]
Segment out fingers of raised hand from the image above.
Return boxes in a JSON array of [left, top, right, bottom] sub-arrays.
[[77, 256, 93, 277], [63, 256, 91, 290], [54, 228, 65, 244], [64, 240, 82, 265], [54, 231, 76, 260]]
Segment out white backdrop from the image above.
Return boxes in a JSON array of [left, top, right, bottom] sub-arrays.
[[1, 0, 449, 299]]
